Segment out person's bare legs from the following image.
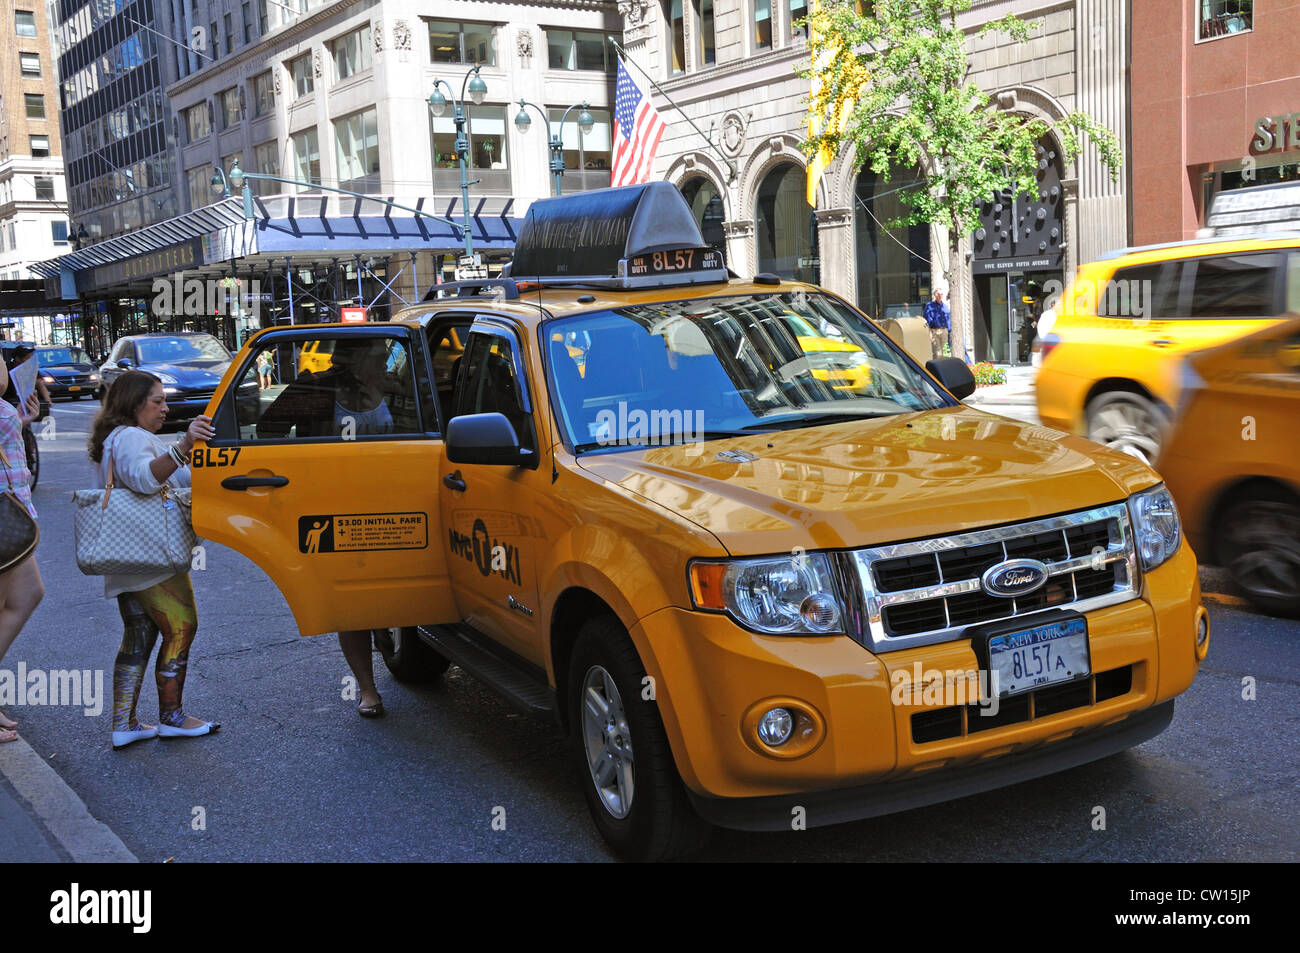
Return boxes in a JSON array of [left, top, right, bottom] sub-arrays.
[[0, 557, 44, 731], [338, 630, 380, 710]]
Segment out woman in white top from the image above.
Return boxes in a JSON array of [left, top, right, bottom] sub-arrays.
[[87, 370, 218, 749]]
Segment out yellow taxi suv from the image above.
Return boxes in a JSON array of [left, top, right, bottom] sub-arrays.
[[1035, 232, 1299, 462], [193, 184, 1206, 860], [1157, 314, 1300, 617]]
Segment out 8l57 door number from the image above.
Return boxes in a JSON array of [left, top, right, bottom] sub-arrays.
[[192, 447, 242, 468]]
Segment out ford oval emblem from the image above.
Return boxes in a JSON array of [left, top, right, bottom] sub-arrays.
[[981, 558, 1049, 598]]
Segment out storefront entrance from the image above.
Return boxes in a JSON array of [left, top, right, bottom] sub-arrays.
[[972, 269, 1059, 366]]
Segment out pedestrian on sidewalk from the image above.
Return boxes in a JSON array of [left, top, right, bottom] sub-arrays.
[[0, 354, 44, 743], [88, 371, 219, 749], [924, 288, 951, 360]]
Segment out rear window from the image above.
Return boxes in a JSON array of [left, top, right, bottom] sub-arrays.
[[1186, 253, 1280, 318]]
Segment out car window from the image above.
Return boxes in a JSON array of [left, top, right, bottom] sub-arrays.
[[37, 348, 89, 365], [1096, 262, 1182, 319], [136, 335, 231, 363], [1186, 253, 1280, 318], [1287, 252, 1300, 313], [228, 335, 424, 441], [427, 321, 472, 424], [452, 328, 536, 453]]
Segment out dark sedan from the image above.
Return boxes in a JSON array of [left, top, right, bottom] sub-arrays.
[[36, 345, 101, 399], [99, 332, 254, 423]]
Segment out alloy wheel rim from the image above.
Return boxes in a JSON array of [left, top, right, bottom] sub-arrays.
[[1225, 502, 1300, 603], [581, 664, 635, 819], [1088, 401, 1162, 464]]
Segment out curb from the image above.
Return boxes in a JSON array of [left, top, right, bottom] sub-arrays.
[[0, 735, 137, 863]]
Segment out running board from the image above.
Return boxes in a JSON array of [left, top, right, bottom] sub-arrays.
[[416, 624, 558, 722]]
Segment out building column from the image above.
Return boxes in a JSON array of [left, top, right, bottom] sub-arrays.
[[1061, 175, 1080, 290], [814, 206, 853, 301], [723, 218, 755, 278]]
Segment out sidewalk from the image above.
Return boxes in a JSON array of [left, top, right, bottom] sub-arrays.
[[962, 364, 1038, 407], [0, 733, 136, 862]]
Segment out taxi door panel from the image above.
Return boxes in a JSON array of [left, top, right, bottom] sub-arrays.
[[438, 320, 546, 665], [192, 327, 460, 637]]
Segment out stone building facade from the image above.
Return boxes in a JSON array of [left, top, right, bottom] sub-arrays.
[[625, 0, 1130, 364]]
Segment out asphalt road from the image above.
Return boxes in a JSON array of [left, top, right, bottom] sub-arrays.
[[5, 397, 1297, 862]]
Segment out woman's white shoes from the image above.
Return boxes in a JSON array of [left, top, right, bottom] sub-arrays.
[[158, 720, 220, 738], [111, 724, 159, 749]]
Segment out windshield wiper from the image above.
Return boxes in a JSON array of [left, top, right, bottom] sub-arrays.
[[573, 429, 762, 453], [742, 411, 898, 431]]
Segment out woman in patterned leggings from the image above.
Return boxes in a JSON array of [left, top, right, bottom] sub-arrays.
[[88, 371, 218, 749]]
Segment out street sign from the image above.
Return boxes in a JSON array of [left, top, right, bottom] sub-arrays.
[[340, 307, 367, 323]]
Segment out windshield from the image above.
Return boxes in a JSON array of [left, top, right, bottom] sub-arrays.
[[136, 335, 231, 364], [38, 347, 90, 366], [545, 292, 954, 453]]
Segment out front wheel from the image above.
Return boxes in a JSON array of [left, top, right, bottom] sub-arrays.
[[374, 626, 450, 682], [1085, 390, 1167, 464], [569, 616, 710, 861], [1218, 491, 1300, 618]]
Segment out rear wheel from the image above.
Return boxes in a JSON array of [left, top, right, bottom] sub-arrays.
[[1085, 390, 1167, 464], [374, 626, 450, 682], [1218, 490, 1300, 618], [569, 616, 711, 861]]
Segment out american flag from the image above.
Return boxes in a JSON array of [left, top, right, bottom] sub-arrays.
[[610, 57, 667, 188]]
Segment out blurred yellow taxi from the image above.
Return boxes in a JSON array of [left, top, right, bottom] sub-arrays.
[[1036, 235, 1299, 462], [1157, 314, 1300, 616]]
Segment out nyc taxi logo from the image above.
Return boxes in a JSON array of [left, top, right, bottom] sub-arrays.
[[448, 519, 522, 585]]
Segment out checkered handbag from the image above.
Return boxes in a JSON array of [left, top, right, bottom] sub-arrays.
[[73, 450, 196, 576]]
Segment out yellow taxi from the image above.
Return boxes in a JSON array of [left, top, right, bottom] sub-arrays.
[[192, 183, 1206, 860], [1035, 234, 1299, 462], [1157, 314, 1300, 616]]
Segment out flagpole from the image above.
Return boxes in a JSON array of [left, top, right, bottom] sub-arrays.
[[609, 38, 739, 184]]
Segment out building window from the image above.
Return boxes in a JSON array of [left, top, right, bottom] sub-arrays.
[[334, 107, 380, 192], [29, 135, 49, 157], [243, 2, 254, 44], [34, 177, 55, 200], [52, 221, 69, 244], [665, 0, 685, 73], [545, 29, 614, 71], [24, 94, 45, 120], [431, 106, 509, 191], [186, 166, 209, 210], [210, 21, 219, 58], [756, 163, 817, 283], [288, 53, 314, 98], [219, 87, 242, 129], [1198, 0, 1252, 40], [680, 177, 726, 261], [254, 140, 279, 195], [183, 102, 211, 142], [257, 0, 268, 34], [332, 24, 373, 80], [291, 127, 320, 191], [695, 0, 716, 66], [15, 10, 36, 37], [754, 0, 772, 49], [854, 166, 931, 324], [20, 53, 40, 77], [223, 13, 234, 53], [790, 0, 808, 37], [548, 106, 612, 186], [253, 72, 274, 117], [427, 20, 495, 66]]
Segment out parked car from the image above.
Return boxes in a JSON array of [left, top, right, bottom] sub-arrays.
[[1157, 314, 1300, 617], [98, 332, 256, 423], [1035, 233, 1298, 462], [35, 345, 100, 399]]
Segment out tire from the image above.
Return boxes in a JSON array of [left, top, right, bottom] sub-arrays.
[[1217, 489, 1300, 618], [569, 616, 711, 861], [374, 626, 450, 682], [1085, 390, 1168, 464], [22, 427, 38, 491]]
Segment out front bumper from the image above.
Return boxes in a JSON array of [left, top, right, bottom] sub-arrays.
[[632, 541, 1202, 818]]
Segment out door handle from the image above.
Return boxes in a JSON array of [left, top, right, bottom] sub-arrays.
[[1149, 339, 1176, 347], [443, 472, 466, 492], [221, 475, 289, 490]]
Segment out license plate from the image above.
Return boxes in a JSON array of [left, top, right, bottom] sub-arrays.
[[69, 385, 80, 391], [987, 617, 1090, 698]]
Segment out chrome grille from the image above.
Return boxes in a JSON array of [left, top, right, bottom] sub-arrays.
[[848, 503, 1139, 653]]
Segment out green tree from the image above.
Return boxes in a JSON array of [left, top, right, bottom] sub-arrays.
[[803, 0, 1122, 360]]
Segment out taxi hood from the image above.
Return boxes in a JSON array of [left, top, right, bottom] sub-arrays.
[[576, 406, 1159, 556]]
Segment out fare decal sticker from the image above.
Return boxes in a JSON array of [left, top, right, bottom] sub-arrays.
[[298, 512, 428, 553]]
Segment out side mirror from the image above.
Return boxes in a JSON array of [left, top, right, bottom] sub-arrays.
[[116, 358, 133, 369], [446, 412, 534, 467], [926, 357, 976, 400]]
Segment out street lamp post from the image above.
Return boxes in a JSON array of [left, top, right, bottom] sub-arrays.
[[513, 100, 595, 196], [428, 65, 488, 261]]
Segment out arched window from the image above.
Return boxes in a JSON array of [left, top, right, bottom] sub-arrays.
[[680, 176, 726, 263], [854, 167, 931, 322], [756, 163, 817, 283]]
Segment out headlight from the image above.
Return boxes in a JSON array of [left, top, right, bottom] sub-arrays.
[[154, 372, 178, 384], [89, 373, 99, 381], [1127, 484, 1181, 572], [690, 553, 843, 635], [41, 375, 55, 383]]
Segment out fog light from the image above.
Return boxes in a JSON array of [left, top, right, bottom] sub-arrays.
[[1195, 606, 1210, 660], [757, 708, 794, 746]]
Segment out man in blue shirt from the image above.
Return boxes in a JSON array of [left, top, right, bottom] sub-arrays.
[[923, 288, 951, 359]]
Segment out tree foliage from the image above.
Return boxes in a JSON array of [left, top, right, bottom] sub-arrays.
[[803, 0, 1123, 310]]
